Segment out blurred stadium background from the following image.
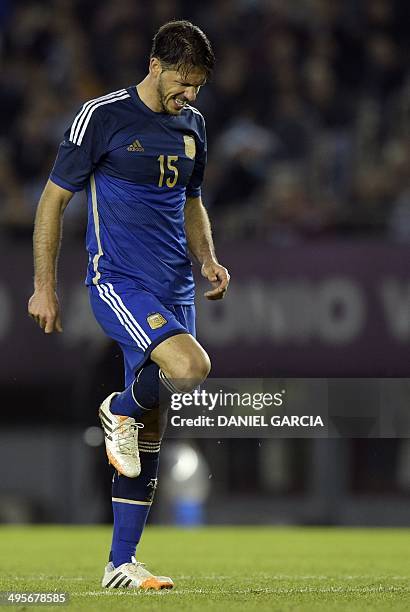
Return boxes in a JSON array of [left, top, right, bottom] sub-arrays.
[[0, 0, 409, 528]]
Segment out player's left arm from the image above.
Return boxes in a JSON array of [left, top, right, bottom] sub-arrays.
[[184, 196, 230, 300]]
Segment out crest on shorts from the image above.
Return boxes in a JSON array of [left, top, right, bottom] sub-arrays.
[[183, 135, 196, 159], [147, 313, 167, 330]]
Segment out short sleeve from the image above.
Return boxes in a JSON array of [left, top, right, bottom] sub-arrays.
[[186, 114, 207, 199], [49, 105, 107, 192]]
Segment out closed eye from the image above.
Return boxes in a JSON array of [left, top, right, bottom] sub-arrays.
[[175, 81, 204, 91]]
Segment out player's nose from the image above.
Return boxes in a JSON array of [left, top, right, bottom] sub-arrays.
[[184, 86, 197, 102]]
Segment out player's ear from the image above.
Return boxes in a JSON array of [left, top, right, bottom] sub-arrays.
[[149, 57, 162, 78]]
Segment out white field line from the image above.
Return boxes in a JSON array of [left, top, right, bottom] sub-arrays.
[[176, 574, 410, 581], [4, 582, 409, 596], [72, 585, 410, 596], [7, 574, 410, 582]]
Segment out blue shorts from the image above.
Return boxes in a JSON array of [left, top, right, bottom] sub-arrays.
[[89, 280, 195, 386]]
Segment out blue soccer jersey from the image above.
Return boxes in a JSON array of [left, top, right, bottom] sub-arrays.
[[50, 86, 207, 304]]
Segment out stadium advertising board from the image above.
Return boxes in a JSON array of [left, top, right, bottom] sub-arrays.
[[1, 241, 409, 383]]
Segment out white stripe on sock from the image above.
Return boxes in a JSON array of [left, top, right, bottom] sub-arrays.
[[159, 369, 180, 393], [112, 497, 151, 506]]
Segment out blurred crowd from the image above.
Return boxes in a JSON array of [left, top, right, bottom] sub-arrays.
[[0, 0, 409, 243]]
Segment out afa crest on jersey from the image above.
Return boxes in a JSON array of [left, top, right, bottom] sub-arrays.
[[184, 135, 196, 159]]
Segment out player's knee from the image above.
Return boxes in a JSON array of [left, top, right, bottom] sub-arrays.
[[188, 349, 211, 382], [170, 349, 211, 392]]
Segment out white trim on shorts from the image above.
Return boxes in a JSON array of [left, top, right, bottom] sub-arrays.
[[96, 283, 151, 351]]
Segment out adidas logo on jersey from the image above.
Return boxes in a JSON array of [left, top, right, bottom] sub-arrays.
[[127, 139, 144, 152]]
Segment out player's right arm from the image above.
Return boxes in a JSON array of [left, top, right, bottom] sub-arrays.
[[28, 180, 74, 334], [28, 96, 107, 333]]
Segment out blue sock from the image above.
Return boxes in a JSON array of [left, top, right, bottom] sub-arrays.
[[110, 363, 176, 418], [110, 447, 160, 567]]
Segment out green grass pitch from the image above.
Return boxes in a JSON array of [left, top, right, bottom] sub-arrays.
[[0, 526, 409, 611]]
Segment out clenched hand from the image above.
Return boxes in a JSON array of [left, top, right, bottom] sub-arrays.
[[201, 260, 230, 300]]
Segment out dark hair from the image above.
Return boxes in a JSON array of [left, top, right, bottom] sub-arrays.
[[150, 20, 215, 79]]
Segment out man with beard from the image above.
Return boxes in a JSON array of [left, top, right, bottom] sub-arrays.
[[28, 20, 229, 590]]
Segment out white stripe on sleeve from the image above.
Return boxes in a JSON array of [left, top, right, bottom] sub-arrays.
[[69, 89, 126, 143], [69, 90, 130, 145]]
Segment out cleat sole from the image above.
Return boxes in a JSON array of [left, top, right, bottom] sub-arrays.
[[140, 578, 174, 590]]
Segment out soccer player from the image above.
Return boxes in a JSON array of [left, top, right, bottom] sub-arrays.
[[28, 20, 229, 590]]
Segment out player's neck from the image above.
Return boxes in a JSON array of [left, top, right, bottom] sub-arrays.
[[136, 77, 162, 113]]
